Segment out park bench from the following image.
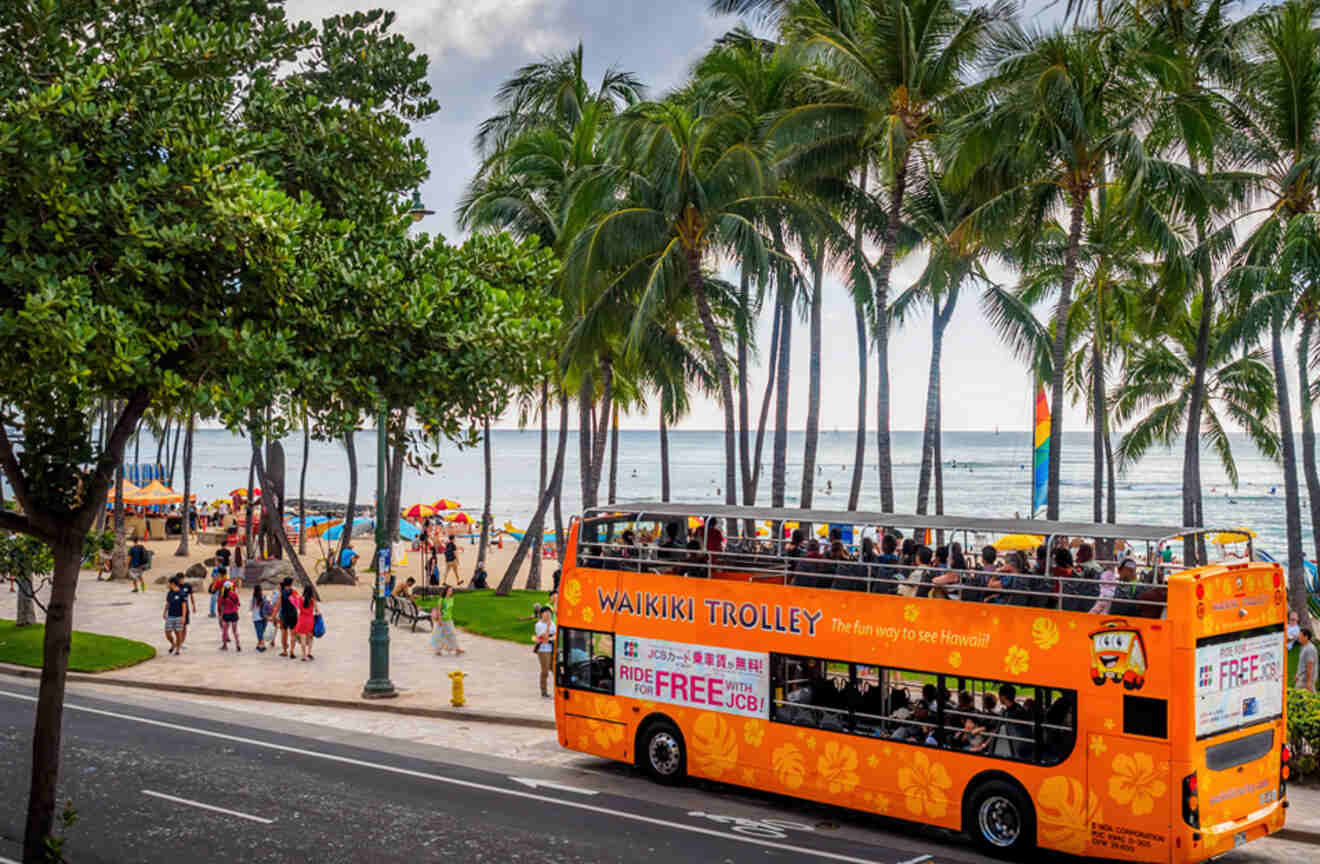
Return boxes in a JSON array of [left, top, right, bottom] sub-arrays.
[[394, 597, 432, 632]]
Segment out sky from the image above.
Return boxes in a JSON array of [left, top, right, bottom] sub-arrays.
[[283, 0, 1279, 438]]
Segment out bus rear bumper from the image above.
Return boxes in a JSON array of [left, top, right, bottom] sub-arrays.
[[1179, 800, 1285, 862]]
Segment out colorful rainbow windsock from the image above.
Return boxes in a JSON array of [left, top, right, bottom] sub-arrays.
[[1033, 385, 1050, 518]]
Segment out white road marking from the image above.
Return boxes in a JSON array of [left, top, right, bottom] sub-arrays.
[[508, 776, 600, 795], [897, 856, 933, 864], [141, 790, 274, 824], [0, 689, 887, 864], [0, 855, 18, 863]]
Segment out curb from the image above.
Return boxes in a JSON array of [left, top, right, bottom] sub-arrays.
[[0, 665, 556, 731]]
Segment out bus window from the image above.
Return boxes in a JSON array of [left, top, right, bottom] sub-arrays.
[[770, 654, 851, 732], [1040, 688, 1078, 764], [852, 665, 887, 737], [559, 628, 615, 694]]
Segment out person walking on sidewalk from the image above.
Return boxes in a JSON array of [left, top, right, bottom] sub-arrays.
[[1297, 628, 1318, 692], [534, 606, 556, 697], [177, 576, 197, 652], [295, 583, 317, 661], [128, 534, 150, 593], [430, 585, 463, 656], [442, 536, 462, 587], [208, 565, 226, 618], [251, 584, 272, 652], [218, 579, 242, 651], [163, 575, 189, 655], [277, 577, 299, 658]]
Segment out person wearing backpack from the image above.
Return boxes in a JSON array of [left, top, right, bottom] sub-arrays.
[[127, 534, 150, 593], [207, 566, 226, 618], [251, 585, 273, 652], [277, 577, 299, 658], [218, 580, 242, 651]]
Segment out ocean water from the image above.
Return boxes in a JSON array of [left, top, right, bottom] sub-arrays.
[[148, 427, 1313, 559]]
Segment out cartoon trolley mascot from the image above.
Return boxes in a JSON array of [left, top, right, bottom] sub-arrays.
[[1089, 619, 1147, 690]]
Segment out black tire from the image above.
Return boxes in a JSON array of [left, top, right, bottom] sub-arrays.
[[639, 719, 686, 785], [965, 779, 1036, 857]]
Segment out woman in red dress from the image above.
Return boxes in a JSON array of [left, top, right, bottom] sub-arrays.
[[295, 583, 317, 661]]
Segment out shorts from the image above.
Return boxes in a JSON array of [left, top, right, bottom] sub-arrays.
[[221, 612, 239, 623], [165, 616, 184, 633], [130, 568, 146, 579]]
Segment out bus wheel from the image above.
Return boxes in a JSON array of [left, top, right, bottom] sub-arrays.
[[640, 719, 686, 785], [966, 779, 1035, 857]]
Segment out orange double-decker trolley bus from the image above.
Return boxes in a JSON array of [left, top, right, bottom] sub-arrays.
[[553, 504, 1289, 861]]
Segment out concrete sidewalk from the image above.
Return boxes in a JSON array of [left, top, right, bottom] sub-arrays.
[[8, 573, 555, 727]]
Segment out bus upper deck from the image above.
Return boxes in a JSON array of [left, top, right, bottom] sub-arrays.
[[573, 503, 1257, 617]]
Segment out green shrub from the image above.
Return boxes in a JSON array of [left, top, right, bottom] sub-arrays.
[[1287, 688, 1320, 780]]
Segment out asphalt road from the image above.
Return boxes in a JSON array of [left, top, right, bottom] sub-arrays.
[[0, 683, 960, 864]]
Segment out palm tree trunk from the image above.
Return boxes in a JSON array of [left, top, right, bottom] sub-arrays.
[[245, 443, 257, 560], [770, 226, 793, 510], [1046, 193, 1086, 521], [752, 298, 781, 496], [799, 245, 824, 510], [168, 417, 182, 487], [737, 269, 754, 517], [848, 165, 871, 512], [338, 431, 358, 565], [1299, 319, 1320, 570], [578, 375, 594, 509], [477, 418, 493, 576], [689, 249, 738, 506], [1105, 419, 1117, 524], [1183, 202, 1214, 565], [873, 156, 908, 514], [660, 408, 671, 502], [1271, 309, 1309, 626], [607, 403, 620, 505], [1092, 320, 1105, 524], [530, 380, 548, 589], [174, 413, 194, 556], [916, 313, 947, 515], [498, 392, 568, 594], [589, 362, 613, 506], [298, 406, 309, 555], [935, 398, 945, 523]]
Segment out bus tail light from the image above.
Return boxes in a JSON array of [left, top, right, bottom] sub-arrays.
[[1282, 745, 1291, 797], [1275, 590, 1283, 605], [1196, 583, 1205, 600], [1273, 572, 1282, 588], [1182, 774, 1200, 829], [1196, 602, 1205, 619]]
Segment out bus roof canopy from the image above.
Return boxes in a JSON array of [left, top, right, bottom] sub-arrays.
[[598, 502, 1231, 545]]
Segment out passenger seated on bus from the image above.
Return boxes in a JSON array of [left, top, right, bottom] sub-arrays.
[[826, 540, 859, 590], [922, 683, 939, 711], [869, 534, 900, 594], [792, 539, 828, 588], [1042, 694, 1076, 762], [1109, 559, 1145, 616], [898, 546, 932, 598], [930, 548, 960, 600], [960, 716, 993, 753], [959, 546, 996, 603], [996, 684, 1034, 761], [657, 521, 683, 563], [680, 540, 708, 578], [887, 689, 914, 738], [583, 544, 604, 570]]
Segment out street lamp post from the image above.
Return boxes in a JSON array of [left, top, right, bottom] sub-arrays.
[[362, 191, 433, 700]]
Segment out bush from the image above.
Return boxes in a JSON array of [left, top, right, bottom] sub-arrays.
[[1287, 688, 1320, 781]]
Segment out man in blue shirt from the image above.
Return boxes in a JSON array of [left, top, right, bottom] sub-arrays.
[[339, 542, 358, 575]]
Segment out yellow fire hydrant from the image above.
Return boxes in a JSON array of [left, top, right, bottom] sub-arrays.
[[449, 670, 467, 707]]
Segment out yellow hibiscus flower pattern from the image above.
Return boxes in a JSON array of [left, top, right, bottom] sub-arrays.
[[581, 607, 595, 624], [1032, 617, 1060, 650], [816, 742, 860, 795], [897, 751, 952, 818], [743, 718, 765, 748], [563, 579, 582, 607], [1003, 644, 1030, 677], [1089, 735, 1107, 756], [947, 650, 962, 669], [1108, 752, 1167, 816], [772, 743, 806, 790], [691, 713, 739, 779], [903, 604, 920, 623], [586, 697, 624, 749], [1038, 776, 1102, 855]]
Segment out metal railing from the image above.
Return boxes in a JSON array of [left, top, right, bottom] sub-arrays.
[[576, 538, 1171, 614]]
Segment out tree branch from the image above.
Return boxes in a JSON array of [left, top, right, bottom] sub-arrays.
[[0, 422, 34, 517], [15, 575, 52, 615], [81, 391, 152, 528], [0, 510, 48, 543]]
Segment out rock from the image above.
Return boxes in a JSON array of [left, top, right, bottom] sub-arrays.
[[185, 562, 208, 582], [317, 565, 357, 586], [240, 558, 294, 587]]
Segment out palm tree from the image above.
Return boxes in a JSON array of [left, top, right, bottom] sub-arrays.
[[1113, 307, 1279, 497], [460, 46, 641, 511], [952, 20, 1181, 520], [566, 96, 802, 508], [775, 0, 1010, 513], [1298, 314, 1320, 566], [893, 174, 993, 517], [1225, 0, 1320, 626], [173, 412, 195, 556]]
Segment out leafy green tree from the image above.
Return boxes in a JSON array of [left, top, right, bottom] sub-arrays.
[[0, 533, 54, 628], [1225, 0, 1320, 627]]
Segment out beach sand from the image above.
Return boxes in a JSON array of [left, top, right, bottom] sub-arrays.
[[133, 528, 556, 594]]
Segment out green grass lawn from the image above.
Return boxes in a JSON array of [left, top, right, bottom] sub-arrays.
[[421, 589, 551, 644], [0, 619, 156, 672]]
